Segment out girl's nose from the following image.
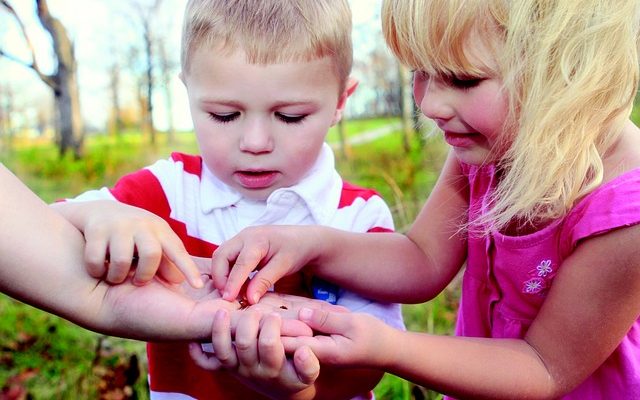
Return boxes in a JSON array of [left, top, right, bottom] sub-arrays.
[[239, 119, 274, 154], [415, 79, 455, 122]]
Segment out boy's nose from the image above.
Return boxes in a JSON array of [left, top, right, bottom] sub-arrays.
[[416, 80, 455, 122], [239, 119, 274, 154]]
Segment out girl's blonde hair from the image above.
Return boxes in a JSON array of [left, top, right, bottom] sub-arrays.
[[383, 0, 640, 232], [181, 0, 353, 91]]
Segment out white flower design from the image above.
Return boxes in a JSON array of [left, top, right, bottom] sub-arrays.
[[523, 278, 545, 294], [536, 259, 553, 277]]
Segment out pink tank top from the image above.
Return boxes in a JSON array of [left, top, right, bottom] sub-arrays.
[[456, 163, 640, 399]]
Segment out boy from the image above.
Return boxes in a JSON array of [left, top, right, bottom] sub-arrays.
[[53, 0, 404, 398]]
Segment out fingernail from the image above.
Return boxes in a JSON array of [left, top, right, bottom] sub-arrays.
[[299, 307, 313, 321], [215, 309, 228, 320]]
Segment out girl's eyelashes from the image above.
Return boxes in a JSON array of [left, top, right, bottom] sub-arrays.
[[208, 112, 240, 123], [412, 70, 483, 89], [275, 112, 307, 124], [448, 75, 484, 89]]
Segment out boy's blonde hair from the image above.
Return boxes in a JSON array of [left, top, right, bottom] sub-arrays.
[[383, 0, 640, 231], [181, 0, 353, 91]]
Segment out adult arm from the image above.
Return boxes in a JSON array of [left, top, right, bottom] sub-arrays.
[[0, 164, 232, 340]]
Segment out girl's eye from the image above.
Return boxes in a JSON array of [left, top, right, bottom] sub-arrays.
[[413, 70, 429, 83], [276, 113, 306, 124], [208, 112, 240, 123], [449, 75, 483, 89]]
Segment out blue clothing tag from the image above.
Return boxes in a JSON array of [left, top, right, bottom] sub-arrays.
[[311, 277, 340, 305]]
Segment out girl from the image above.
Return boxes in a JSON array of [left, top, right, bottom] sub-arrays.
[[211, 0, 640, 398]]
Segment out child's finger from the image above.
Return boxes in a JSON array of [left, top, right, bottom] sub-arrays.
[[157, 258, 186, 284], [83, 232, 110, 279], [131, 233, 163, 285], [234, 311, 261, 367], [188, 342, 223, 371], [210, 239, 243, 294], [292, 346, 320, 385], [160, 236, 203, 288], [258, 313, 285, 372], [210, 309, 237, 369], [280, 319, 313, 337], [297, 307, 346, 335], [219, 242, 270, 302], [105, 236, 135, 283], [243, 255, 292, 304]]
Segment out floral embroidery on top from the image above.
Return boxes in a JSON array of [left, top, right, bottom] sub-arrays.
[[536, 259, 553, 277], [523, 259, 555, 295]]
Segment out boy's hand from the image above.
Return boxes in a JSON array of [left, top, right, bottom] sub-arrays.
[[189, 293, 345, 399], [211, 225, 318, 304], [53, 200, 203, 288]]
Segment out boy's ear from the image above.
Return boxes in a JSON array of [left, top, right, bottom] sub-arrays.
[[331, 77, 358, 126]]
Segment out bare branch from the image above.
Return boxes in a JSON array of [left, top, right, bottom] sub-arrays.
[[0, 0, 57, 89]]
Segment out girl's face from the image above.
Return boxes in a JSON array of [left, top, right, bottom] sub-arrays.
[[413, 45, 509, 165]]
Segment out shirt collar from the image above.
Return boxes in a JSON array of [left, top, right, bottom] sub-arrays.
[[200, 143, 342, 224]]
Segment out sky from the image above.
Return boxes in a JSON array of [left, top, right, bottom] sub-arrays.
[[0, 0, 388, 132]]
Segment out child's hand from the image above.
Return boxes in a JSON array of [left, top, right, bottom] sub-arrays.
[[189, 293, 339, 398], [211, 225, 318, 304], [53, 200, 203, 288], [190, 310, 320, 398], [281, 307, 395, 369]]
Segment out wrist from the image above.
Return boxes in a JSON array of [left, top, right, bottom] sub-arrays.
[[306, 226, 337, 273], [283, 385, 316, 400]]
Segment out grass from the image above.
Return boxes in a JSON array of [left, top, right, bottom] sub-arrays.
[[0, 116, 454, 399]]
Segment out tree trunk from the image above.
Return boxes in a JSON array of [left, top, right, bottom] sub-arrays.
[[36, 0, 84, 158], [143, 20, 156, 144], [0, 0, 85, 158]]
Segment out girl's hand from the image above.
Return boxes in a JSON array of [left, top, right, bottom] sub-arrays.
[[211, 225, 320, 304], [55, 200, 203, 288], [281, 307, 396, 369]]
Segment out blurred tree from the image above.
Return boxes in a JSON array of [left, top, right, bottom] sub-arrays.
[[369, 47, 401, 117], [0, 0, 84, 158], [108, 60, 124, 137], [157, 38, 176, 143], [398, 63, 416, 154], [0, 83, 14, 150]]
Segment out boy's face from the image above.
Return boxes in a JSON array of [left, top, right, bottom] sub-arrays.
[[182, 48, 349, 201]]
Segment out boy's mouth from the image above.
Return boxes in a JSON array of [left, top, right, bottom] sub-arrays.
[[235, 170, 279, 189]]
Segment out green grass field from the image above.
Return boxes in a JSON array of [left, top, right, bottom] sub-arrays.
[[0, 116, 446, 399]]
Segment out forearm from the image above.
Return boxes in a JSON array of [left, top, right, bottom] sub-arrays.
[[387, 331, 559, 400], [0, 167, 221, 341], [0, 167, 97, 318], [310, 227, 455, 303]]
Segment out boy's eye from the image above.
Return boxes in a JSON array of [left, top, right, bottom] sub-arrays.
[[208, 112, 240, 123], [449, 75, 483, 89], [276, 112, 306, 124]]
